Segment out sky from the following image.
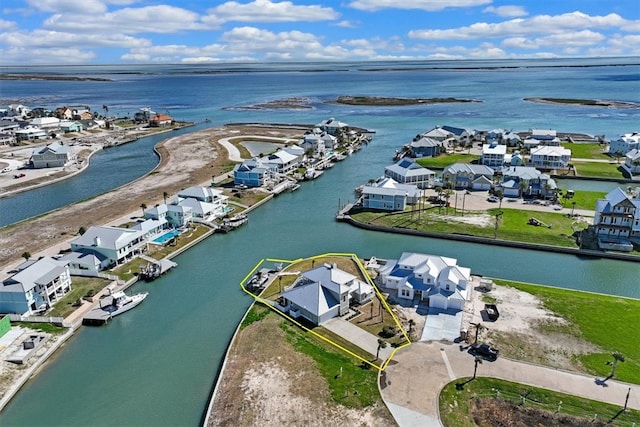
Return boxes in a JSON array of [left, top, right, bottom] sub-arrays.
[[1, 0, 639, 65]]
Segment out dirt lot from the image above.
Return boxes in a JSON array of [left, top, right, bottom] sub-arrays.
[[208, 312, 394, 427], [0, 125, 306, 271]]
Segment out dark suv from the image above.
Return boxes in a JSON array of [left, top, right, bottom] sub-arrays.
[[470, 343, 499, 361]]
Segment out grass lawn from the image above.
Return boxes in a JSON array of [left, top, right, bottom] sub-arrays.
[[557, 189, 607, 210], [279, 317, 381, 407], [48, 276, 112, 318], [352, 207, 583, 248], [562, 142, 610, 160], [439, 377, 640, 427], [14, 322, 67, 335], [494, 280, 640, 385], [572, 161, 626, 179], [416, 153, 479, 169]]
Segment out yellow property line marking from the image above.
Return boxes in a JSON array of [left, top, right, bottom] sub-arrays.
[[240, 253, 411, 371]]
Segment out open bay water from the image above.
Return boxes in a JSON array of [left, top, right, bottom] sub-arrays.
[[1, 59, 639, 425]]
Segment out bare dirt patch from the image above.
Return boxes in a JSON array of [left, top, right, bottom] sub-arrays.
[[469, 285, 600, 371], [208, 311, 394, 427], [0, 124, 306, 270]]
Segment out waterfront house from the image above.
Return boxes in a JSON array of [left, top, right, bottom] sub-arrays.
[[594, 187, 639, 251], [624, 149, 640, 175], [59, 121, 84, 133], [300, 132, 337, 156], [385, 158, 435, 189], [15, 126, 48, 142], [441, 125, 474, 145], [376, 252, 470, 310], [441, 163, 494, 190], [0, 257, 72, 315], [30, 142, 76, 168], [278, 263, 374, 326], [177, 186, 229, 218], [178, 198, 219, 222], [30, 117, 60, 130], [59, 251, 106, 274], [70, 225, 148, 268], [421, 126, 455, 144], [233, 158, 271, 187], [54, 107, 73, 120], [361, 178, 421, 211], [264, 149, 300, 174], [408, 136, 442, 158], [529, 146, 571, 170], [149, 114, 173, 127], [481, 142, 507, 169], [497, 166, 557, 199], [145, 204, 193, 228], [316, 118, 349, 136], [609, 132, 640, 156]]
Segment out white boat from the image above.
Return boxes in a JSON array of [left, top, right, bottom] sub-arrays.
[[102, 290, 148, 317]]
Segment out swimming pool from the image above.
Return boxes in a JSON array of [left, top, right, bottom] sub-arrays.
[[152, 229, 181, 244]]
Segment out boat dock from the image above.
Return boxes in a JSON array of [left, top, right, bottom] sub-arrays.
[[82, 294, 120, 325], [139, 255, 177, 281]]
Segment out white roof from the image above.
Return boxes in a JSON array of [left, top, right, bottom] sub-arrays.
[[482, 143, 507, 155], [2, 257, 69, 293], [71, 225, 141, 250], [531, 146, 571, 157]]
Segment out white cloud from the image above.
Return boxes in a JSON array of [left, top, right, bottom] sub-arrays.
[[536, 30, 605, 47], [44, 5, 204, 34], [333, 20, 359, 28], [348, 0, 490, 12], [0, 29, 150, 49], [501, 37, 538, 50], [409, 12, 635, 40], [0, 19, 18, 31], [483, 5, 527, 18], [26, 0, 107, 14], [2, 46, 96, 64], [203, 0, 338, 25]]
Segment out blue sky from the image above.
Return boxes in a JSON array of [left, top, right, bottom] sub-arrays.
[[1, 0, 638, 64]]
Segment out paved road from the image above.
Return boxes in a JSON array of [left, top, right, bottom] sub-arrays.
[[381, 341, 640, 427]]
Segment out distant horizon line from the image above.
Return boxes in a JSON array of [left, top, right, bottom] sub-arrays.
[[1, 55, 639, 69]]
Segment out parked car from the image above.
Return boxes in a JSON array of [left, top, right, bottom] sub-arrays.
[[470, 343, 499, 361], [487, 196, 499, 203]]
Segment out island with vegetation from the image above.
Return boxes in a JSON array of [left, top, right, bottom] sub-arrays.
[[524, 97, 640, 108], [335, 95, 481, 106]]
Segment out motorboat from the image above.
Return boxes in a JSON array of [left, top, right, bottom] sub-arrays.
[[102, 290, 148, 317]]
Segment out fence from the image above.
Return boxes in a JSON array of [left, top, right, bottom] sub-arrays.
[[8, 314, 65, 326]]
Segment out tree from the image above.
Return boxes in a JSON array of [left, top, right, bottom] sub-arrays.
[[607, 352, 626, 379], [494, 189, 504, 209], [78, 226, 86, 235], [518, 181, 529, 198], [408, 319, 415, 333], [21, 251, 31, 261], [163, 191, 169, 205], [473, 356, 483, 379], [442, 188, 454, 215], [140, 203, 147, 216], [471, 322, 484, 343], [102, 105, 109, 117], [376, 339, 387, 361]]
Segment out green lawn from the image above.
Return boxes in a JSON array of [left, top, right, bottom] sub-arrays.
[[48, 276, 112, 318], [14, 322, 67, 335], [279, 318, 381, 407], [352, 207, 584, 248], [440, 377, 640, 427], [562, 142, 610, 160], [416, 153, 479, 168], [495, 280, 640, 384], [557, 189, 607, 210], [572, 161, 626, 179]]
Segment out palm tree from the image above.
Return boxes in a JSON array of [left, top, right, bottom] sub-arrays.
[[376, 339, 387, 361], [494, 189, 504, 209], [21, 251, 31, 261], [140, 203, 147, 216], [473, 356, 483, 379], [518, 181, 529, 199], [608, 352, 626, 379], [163, 191, 169, 205], [442, 188, 454, 215], [471, 322, 484, 343]]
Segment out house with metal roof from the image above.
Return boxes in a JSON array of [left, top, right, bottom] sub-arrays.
[[408, 136, 443, 158], [481, 142, 507, 169], [384, 158, 435, 188], [31, 142, 76, 168], [376, 252, 470, 310], [594, 187, 639, 251], [233, 158, 272, 187], [361, 177, 421, 211], [529, 145, 571, 170], [70, 225, 148, 268], [497, 166, 557, 199], [315, 118, 349, 136], [177, 186, 229, 217], [441, 163, 494, 190], [279, 263, 374, 325], [610, 132, 640, 156], [624, 149, 640, 175], [264, 149, 301, 174], [0, 257, 72, 315], [145, 204, 193, 228]]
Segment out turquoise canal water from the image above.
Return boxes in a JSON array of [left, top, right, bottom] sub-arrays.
[[1, 59, 639, 426]]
